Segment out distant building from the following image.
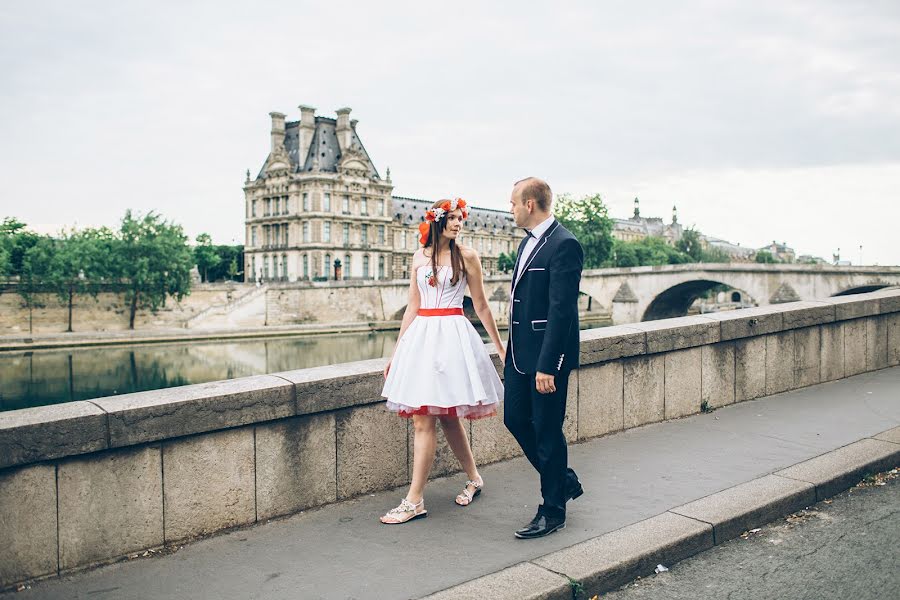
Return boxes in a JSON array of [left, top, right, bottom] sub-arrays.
[[760, 240, 796, 263], [612, 198, 683, 244], [700, 236, 756, 262], [243, 106, 519, 282]]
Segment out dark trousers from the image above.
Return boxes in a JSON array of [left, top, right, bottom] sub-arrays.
[[503, 364, 578, 519]]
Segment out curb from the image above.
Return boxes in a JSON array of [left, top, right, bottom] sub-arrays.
[[419, 425, 900, 600]]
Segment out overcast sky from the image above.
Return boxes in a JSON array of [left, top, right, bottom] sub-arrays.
[[1, 0, 898, 264]]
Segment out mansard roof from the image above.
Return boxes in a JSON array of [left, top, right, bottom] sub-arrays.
[[391, 196, 517, 233], [258, 116, 380, 180]]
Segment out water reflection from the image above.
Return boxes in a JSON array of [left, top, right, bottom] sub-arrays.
[[1, 321, 608, 411], [0, 331, 401, 412]]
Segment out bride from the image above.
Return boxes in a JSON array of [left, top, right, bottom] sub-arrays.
[[380, 198, 505, 524]]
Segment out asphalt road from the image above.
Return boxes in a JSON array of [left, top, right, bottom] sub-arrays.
[[601, 469, 900, 600]]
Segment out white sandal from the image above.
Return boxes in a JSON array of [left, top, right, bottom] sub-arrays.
[[380, 498, 427, 524], [455, 477, 483, 506]]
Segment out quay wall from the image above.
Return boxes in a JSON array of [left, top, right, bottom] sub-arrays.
[[1, 289, 899, 588]]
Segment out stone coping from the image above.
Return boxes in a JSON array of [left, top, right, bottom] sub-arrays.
[[1, 289, 898, 471]]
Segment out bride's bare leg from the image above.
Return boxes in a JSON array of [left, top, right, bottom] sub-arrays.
[[407, 415, 438, 503], [438, 416, 479, 482]]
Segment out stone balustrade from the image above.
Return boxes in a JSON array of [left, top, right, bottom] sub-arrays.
[[1, 289, 899, 589]]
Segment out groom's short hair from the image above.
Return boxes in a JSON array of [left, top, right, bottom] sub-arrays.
[[514, 177, 552, 212]]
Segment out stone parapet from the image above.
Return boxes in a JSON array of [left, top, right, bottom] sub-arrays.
[[1, 289, 899, 589]]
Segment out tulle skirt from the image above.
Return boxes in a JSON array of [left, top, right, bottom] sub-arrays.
[[382, 315, 503, 419]]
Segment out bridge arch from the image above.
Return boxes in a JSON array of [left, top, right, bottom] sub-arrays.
[[642, 280, 754, 322], [832, 284, 893, 297]]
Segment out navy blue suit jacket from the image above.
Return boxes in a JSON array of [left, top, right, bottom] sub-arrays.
[[506, 220, 584, 375]]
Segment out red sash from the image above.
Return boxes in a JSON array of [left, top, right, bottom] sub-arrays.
[[417, 308, 464, 317]]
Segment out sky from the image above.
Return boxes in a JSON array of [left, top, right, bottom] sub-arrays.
[[1, 0, 898, 264]]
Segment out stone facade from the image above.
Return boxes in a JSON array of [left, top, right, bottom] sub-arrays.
[[243, 106, 519, 283]]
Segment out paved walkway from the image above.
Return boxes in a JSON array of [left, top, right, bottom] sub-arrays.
[[5, 368, 900, 600]]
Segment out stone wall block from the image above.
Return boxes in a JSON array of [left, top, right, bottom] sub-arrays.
[[0, 464, 57, 588], [820, 322, 845, 381], [471, 402, 523, 465], [58, 446, 163, 570], [336, 403, 408, 499], [701, 342, 735, 410], [709, 306, 784, 341], [256, 413, 337, 521], [866, 316, 889, 371], [876, 290, 900, 314], [623, 355, 664, 428], [842, 318, 867, 377], [162, 428, 256, 543], [630, 316, 719, 354], [765, 331, 795, 395], [780, 301, 835, 330], [577, 362, 624, 439], [887, 313, 900, 367], [579, 326, 646, 365], [0, 402, 108, 470], [276, 358, 387, 415], [664, 348, 702, 419], [735, 336, 766, 402], [94, 375, 295, 448], [793, 326, 821, 388], [825, 295, 880, 320]]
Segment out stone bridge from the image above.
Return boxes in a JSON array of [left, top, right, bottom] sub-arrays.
[[264, 264, 900, 326]]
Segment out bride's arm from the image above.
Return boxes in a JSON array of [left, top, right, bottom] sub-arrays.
[[463, 247, 505, 362]]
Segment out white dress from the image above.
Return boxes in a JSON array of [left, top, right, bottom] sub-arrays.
[[382, 265, 503, 419]]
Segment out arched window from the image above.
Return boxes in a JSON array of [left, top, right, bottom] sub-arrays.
[[363, 255, 370, 278], [302, 254, 309, 280], [325, 253, 332, 279], [263, 254, 269, 279], [378, 255, 385, 280], [282, 255, 288, 280], [344, 254, 352, 278], [251, 256, 256, 280], [271, 255, 277, 279]]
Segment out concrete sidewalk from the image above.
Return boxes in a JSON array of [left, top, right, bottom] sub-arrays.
[[5, 368, 899, 600]]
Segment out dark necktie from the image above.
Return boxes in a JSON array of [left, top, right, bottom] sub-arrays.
[[523, 229, 535, 239]]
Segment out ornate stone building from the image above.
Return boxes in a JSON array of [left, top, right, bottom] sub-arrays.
[[243, 106, 519, 283], [612, 197, 684, 244]]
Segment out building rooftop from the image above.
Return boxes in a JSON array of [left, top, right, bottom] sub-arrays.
[[391, 196, 517, 233]]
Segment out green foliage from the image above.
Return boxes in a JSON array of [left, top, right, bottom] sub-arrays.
[[194, 233, 218, 283], [0, 217, 40, 278], [755, 249, 778, 264], [676, 227, 704, 261], [206, 244, 244, 282], [612, 236, 692, 267], [553, 193, 615, 268], [117, 211, 193, 329], [497, 251, 517, 274]]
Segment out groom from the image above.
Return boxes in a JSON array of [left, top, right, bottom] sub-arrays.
[[504, 177, 584, 539]]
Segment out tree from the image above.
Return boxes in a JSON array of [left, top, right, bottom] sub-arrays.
[[497, 251, 517, 274], [553, 193, 615, 268], [755, 250, 778, 264], [45, 227, 116, 332], [194, 233, 218, 283], [18, 236, 53, 333], [676, 227, 704, 262], [115, 211, 193, 329], [206, 244, 244, 282], [611, 236, 692, 267], [1, 217, 39, 278]]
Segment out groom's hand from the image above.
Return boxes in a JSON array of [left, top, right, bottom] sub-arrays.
[[535, 371, 556, 394]]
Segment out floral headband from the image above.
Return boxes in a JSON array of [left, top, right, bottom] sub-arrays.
[[418, 198, 469, 245]]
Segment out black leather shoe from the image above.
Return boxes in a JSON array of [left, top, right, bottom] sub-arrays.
[[566, 480, 584, 502], [514, 512, 566, 539]]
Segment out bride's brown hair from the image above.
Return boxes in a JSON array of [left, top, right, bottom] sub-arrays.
[[422, 199, 467, 286]]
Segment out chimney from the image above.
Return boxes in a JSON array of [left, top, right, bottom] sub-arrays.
[[336, 107, 352, 150], [298, 104, 316, 165], [269, 111, 286, 152]]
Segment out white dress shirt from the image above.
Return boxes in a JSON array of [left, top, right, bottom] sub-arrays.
[[515, 215, 556, 280]]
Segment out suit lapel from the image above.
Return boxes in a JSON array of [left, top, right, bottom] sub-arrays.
[[512, 221, 560, 292]]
